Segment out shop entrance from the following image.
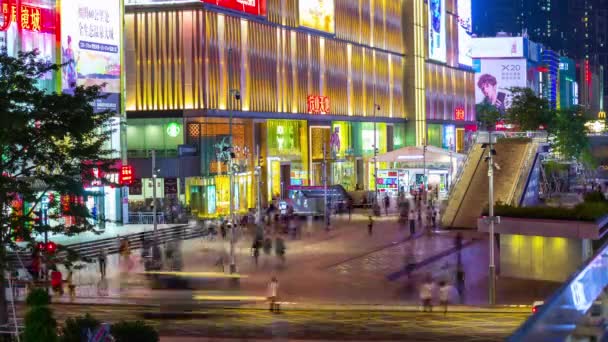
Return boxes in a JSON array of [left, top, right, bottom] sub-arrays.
[[280, 164, 291, 199]]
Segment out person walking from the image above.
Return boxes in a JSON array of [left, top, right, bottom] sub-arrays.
[[383, 194, 390, 216], [408, 210, 416, 236], [456, 263, 465, 303], [267, 276, 280, 313], [252, 239, 261, 266], [347, 198, 353, 222], [98, 248, 107, 278], [420, 277, 434, 312], [431, 206, 437, 229], [368, 215, 374, 236], [439, 281, 451, 315]]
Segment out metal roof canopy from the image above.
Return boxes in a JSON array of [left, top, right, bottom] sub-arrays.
[[375, 146, 465, 164]]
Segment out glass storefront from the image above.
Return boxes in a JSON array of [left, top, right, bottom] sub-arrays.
[[267, 119, 308, 199]]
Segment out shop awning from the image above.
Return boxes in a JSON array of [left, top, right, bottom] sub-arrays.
[[375, 146, 466, 164]]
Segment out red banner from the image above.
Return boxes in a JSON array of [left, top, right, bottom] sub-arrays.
[[201, 0, 266, 16], [1, 0, 56, 33]]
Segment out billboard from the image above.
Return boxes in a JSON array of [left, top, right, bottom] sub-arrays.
[[299, 0, 334, 33], [471, 37, 524, 58], [457, 0, 472, 66], [125, 0, 267, 15], [474, 58, 527, 114], [61, 0, 121, 112], [428, 0, 446, 62]]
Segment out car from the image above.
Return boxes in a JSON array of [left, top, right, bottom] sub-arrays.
[[532, 300, 544, 313]]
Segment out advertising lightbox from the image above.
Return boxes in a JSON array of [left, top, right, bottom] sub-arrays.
[[61, 0, 121, 112], [299, 0, 334, 33], [428, 0, 446, 62], [474, 58, 527, 114], [457, 0, 472, 66], [471, 37, 524, 58], [126, 0, 267, 16]]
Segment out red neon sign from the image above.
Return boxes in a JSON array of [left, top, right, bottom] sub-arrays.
[[0, 0, 55, 33], [307, 95, 330, 115], [119, 165, 134, 186], [454, 107, 465, 121], [201, 0, 266, 16]]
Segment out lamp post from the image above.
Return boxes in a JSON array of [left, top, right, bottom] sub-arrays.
[[487, 131, 497, 305], [422, 142, 427, 191], [151, 150, 158, 243], [255, 145, 262, 226], [323, 143, 329, 230], [227, 47, 241, 274], [373, 104, 380, 206]]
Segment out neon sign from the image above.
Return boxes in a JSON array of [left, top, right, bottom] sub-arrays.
[[307, 95, 330, 115], [201, 0, 266, 16], [0, 0, 54, 33], [454, 107, 465, 120], [119, 165, 134, 186]]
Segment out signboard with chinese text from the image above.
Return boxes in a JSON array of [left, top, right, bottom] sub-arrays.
[[299, 0, 334, 33], [119, 165, 134, 185], [307, 95, 330, 114], [454, 107, 465, 120], [61, 0, 121, 112], [0, 1, 55, 33]]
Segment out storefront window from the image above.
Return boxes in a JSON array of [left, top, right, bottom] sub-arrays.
[[267, 120, 308, 198]]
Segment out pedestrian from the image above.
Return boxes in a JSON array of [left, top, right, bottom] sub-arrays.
[[98, 248, 107, 278], [252, 239, 261, 266], [347, 198, 353, 222], [456, 264, 465, 303], [275, 237, 286, 265], [384, 194, 390, 216], [439, 281, 451, 314], [417, 207, 422, 223], [50, 267, 63, 296], [368, 215, 374, 236], [267, 276, 280, 313], [263, 237, 273, 256], [220, 222, 227, 240], [420, 277, 434, 312], [408, 210, 416, 235], [431, 207, 437, 228], [404, 250, 416, 278]]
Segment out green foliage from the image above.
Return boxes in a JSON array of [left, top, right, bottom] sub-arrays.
[[23, 289, 57, 342], [111, 321, 159, 342], [506, 87, 554, 131], [60, 314, 101, 342], [553, 106, 591, 161], [0, 50, 116, 322], [488, 201, 608, 222], [583, 191, 607, 203], [476, 99, 501, 131]]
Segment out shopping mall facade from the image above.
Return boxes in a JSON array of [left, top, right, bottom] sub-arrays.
[[123, 0, 476, 218]]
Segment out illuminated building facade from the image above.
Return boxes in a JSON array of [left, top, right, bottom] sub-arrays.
[[123, 0, 475, 216]]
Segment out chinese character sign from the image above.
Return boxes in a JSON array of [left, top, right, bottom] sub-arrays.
[[0, 1, 54, 33], [307, 95, 330, 115], [61, 0, 121, 112], [454, 107, 465, 121], [200, 0, 266, 16], [119, 165, 134, 186]]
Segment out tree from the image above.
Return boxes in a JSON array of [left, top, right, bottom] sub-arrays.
[[0, 50, 116, 324], [506, 87, 555, 132], [553, 106, 590, 161], [23, 288, 57, 342], [476, 99, 501, 131]]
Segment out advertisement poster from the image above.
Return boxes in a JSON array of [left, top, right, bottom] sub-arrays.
[[457, 0, 472, 66], [164, 178, 178, 195], [474, 58, 527, 114], [61, 0, 121, 112], [428, 0, 446, 62], [471, 37, 524, 58], [299, 0, 334, 33], [129, 179, 142, 195]]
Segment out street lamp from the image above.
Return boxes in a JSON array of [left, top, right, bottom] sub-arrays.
[[373, 103, 380, 206], [227, 47, 241, 274], [484, 131, 498, 305]]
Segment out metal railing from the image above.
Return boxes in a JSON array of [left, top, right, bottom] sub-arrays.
[[128, 212, 165, 224]]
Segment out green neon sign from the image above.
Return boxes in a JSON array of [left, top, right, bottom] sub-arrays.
[[166, 122, 181, 137]]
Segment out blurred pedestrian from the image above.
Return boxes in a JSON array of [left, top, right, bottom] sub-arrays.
[[384, 194, 390, 216], [267, 276, 280, 313], [439, 281, 451, 314], [420, 278, 434, 312], [456, 263, 465, 303], [252, 239, 261, 266], [220, 222, 227, 240], [275, 237, 286, 265], [368, 215, 374, 236], [263, 237, 273, 256], [347, 198, 353, 222], [431, 206, 437, 229], [408, 210, 416, 235], [98, 248, 107, 278]]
